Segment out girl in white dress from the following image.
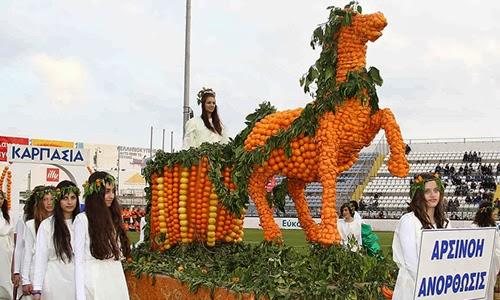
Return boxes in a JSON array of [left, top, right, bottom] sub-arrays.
[[0, 191, 14, 300], [21, 187, 54, 299], [392, 173, 451, 300], [74, 172, 130, 300], [11, 186, 43, 299], [471, 200, 500, 300], [337, 202, 362, 251], [32, 181, 81, 300], [183, 87, 229, 149]]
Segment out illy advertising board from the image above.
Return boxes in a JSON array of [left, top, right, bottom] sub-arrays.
[[46, 168, 60, 182]]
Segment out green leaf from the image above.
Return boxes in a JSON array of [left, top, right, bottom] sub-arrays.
[[310, 67, 319, 80], [343, 12, 352, 26], [368, 67, 383, 86]]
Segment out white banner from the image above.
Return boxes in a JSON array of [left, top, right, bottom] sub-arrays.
[[414, 228, 496, 299], [7, 145, 89, 166], [243, 217, 321, 229]]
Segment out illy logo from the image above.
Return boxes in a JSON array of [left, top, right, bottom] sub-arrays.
[[46, 168, 60, 182]]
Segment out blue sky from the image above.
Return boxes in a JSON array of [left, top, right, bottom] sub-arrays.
[[1, 1, 499, 150]]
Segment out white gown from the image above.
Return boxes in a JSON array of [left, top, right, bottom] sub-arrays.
[[183, 117, 229, 149], [74, 213, 129, 300], [337, 218, 363, 250], [13, 219, 25, 276], [32, 216, 75, 299], [392, 212, 451, 300], [21, 219, 37, 300], [0, 214, 14, 300], [13, 218, 25, 299]]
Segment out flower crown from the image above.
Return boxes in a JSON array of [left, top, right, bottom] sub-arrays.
[[83, 174, 116, 198], [196, 87, 216, 105], [479, 202, 494, 214], [55, 185, 81, 200], [409, 173, 444, 199], [35, 188, 57, 202]]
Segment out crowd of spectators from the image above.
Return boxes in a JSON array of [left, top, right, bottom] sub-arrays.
[[359, 193, 379, 211], [463, 151, 482, 163], [433, 160, 498, 205]]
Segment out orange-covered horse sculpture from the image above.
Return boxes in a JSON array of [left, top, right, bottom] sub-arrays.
[[244, 11, 409, 245]]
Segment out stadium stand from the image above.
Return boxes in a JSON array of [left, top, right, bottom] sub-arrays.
[[360, 142, 500, 220]]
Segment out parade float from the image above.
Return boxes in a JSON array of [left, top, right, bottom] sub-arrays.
[[125, 2, 408, 299]]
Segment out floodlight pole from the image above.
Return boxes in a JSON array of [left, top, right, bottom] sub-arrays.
[[182, 0, 192, 138]]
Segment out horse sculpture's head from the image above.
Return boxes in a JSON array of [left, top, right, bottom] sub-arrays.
[[351, 12, 387, 42], [335, 12, 388, 84]]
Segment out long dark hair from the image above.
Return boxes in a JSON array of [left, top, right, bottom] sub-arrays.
[[409, 173, 449, 229], [34, 186, 55, 233], [85, 171, 130, 260], [473, 201, 496, 227], [0, 191, 9, 224], [24, 185, 45, 222], [200, 93, 223, 135], [53, 181, 80, 262]]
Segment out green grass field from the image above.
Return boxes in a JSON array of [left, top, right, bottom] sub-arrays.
[[129, 229, 395, 254], [243, 229, 394, 254]]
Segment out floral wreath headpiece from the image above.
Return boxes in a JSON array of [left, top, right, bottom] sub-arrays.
[[479, 202, 495, 214], [196, 87, 216, 105], [55, 186, 81, 200], [83, 174, 116, 198], [409, 173, 444, 199], [35, 187, 57, 202]]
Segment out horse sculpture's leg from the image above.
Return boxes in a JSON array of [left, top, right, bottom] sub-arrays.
[[287, 179, 319, 242], [371, 108, 409, 177], [248, 172, 282, 241], [316, 112, 341, 245]]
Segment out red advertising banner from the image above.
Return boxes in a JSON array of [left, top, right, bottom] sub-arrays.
[[0, 136, 29, 162], [46, 168, 60, 182]]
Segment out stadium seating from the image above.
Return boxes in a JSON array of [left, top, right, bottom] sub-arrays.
[[360, 151, 500, 220]]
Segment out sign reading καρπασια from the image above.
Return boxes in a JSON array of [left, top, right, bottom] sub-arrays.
[[7, 144, 90, 166]]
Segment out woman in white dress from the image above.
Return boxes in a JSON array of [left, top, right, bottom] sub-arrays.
[[183, 87, 229, 149], [0, 190, 14, 300], [74, 172, 130, 300], [31, 181, 80, 300], [471, 200, 500, 300], [337, 202, 362, 250], [11, 186, 43, 299], [392, 173, 450, 300], [21, 187, 55, 299]]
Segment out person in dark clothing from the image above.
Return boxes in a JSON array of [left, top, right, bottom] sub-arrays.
[[453, 198, 460, 211], [405, 144, 412, 155]]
